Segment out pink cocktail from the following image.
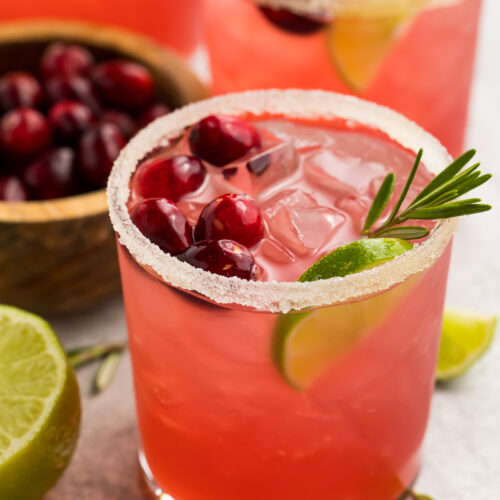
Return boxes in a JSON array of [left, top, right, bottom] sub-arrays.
[[108, 90, 457, 499], [204, 0, 481, 157]]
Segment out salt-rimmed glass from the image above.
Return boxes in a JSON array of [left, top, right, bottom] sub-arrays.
[[108, 90, 456, 499], [203, 0, 481, 157]]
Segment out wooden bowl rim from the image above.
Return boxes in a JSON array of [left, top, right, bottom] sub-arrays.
[[0, 19, 208, 223]]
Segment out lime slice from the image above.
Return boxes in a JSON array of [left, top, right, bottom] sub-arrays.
[[275, 238, 414, 390], [0, 305, 81, 500], [298, 237, 413, 282], [437, 308, 497, 381], [327, 15, 411, 91]]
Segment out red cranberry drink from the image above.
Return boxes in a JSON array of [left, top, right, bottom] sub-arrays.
[[107, 90, 489, 500], [204, 0, 481, 157]]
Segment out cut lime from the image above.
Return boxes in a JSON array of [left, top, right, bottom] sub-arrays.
[[299, 238, 413, 282], [327, 16, 409, 91], [0, 305, 81, 500], [437, 308, 497, 381], [275, 238, 414, 390]]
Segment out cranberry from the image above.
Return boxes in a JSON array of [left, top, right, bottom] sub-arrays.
[[176, 239, 260, 280], [77, 123, 126, 188], [137, 102, 170, 128], [132, 155, 206, 202], [41, 42, 94, 79], [188, 114, 261, 167], [246, 153, 270, 176], [259, 7, 328, 34], [0, 72, 43, 112], [101, 110, 136, 139], [0, 108, 52, 159], [24, 148, 78, 199], [194, 193, 264, 248], [130, 198, 193, 255], [0, 175, 29, 201], [48, 100, 95, 144], [45, 75, 101, 114], [91, 61, 154, 110]]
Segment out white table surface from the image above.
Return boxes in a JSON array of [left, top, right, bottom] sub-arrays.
[[46, 1, 500, 497]]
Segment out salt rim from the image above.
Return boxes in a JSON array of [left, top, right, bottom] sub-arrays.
[[253, 0, 460, 17], [107, 89, 457, 313]]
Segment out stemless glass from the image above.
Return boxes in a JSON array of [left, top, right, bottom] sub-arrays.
[[107, 90, 457, 500], [203, 0, 482, 157]]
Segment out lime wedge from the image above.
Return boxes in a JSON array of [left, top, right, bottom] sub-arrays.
[[275, 238, 414, 390], [437, 308, 497, 381], [0, 305, 81, 500], [327, 16, 411, 91], [299, 238, 413, 282]]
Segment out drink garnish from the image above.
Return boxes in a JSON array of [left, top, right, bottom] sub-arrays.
[[93, 351, 122, 394], [363, 149, 491, 239], [0, 305, 81, 500], [437, 308, 497, 381]]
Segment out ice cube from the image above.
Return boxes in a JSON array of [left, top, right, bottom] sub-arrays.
[[304, 149, 388, 198], [260, 189, 346, 256]]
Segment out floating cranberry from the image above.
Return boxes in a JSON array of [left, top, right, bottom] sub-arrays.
[[77, 123, 126, 188], [92, 61, 154, 110], [48, 100, 95, 144], [133, 155, 206, 202], [24, 148, 78, 200], [41, 42, 94, 79], [176, 239, 260, 280], [0, 72, 43, 112], [101, 110, 136, 139], [130, 197, 193, 255], [0, 175, 29, 201], [259, 7, 328, 34], [45, 75, 101, 114], [188, 114, 261, 167], [0, 108, 52, 159], [137, 102, 170, 128], [195, 193, 264, 248]]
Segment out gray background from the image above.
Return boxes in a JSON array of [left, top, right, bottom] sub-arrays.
[[46, 0, 500, 497]]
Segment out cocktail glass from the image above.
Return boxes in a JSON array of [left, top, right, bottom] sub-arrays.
[[107, 90, 457, 500], [203, 0, 481, 157]]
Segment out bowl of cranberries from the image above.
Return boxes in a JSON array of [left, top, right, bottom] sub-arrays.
[[0, 20, 208, 314]]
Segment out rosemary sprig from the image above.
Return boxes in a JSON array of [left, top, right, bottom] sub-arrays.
[[363, 149, 492, 240], [67, 342, 126, 369]]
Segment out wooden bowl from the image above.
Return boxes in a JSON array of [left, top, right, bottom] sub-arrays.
[[0, 21, 209, 315]]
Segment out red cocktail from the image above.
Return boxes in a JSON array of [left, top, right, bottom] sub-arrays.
[[108, 90, 457, 499]]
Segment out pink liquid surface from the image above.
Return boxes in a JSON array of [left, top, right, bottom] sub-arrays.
[[119, 118, 451, 499], [204, 0, 481, 157]]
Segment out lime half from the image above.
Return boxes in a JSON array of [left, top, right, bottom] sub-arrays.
[[275, 238, 414, 390], [437, 308, 497, 381], [0, 305, 81, 500]]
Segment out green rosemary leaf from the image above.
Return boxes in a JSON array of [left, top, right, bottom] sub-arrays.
[[454, 173, 492, 197], [407, 164, 480, 211], [387, 149, 423, 223], [362, 173, 396, 233], [372, 225, 429, 240], [411, 149, 476, 204], [409, 203, 491, 220], [68, 342, 126, 369], [93, 351, 122, 394], [428, 190, 459, 207]]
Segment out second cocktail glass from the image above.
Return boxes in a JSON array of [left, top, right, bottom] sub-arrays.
[[204, 0, 482, 156]]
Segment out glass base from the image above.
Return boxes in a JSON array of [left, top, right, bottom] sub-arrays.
[[139, 449, 178, 500], [139, 448, 419, 500]]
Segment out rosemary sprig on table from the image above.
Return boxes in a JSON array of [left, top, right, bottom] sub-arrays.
[[362, 149, 492, 240], [67, 342, 126, 394]]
